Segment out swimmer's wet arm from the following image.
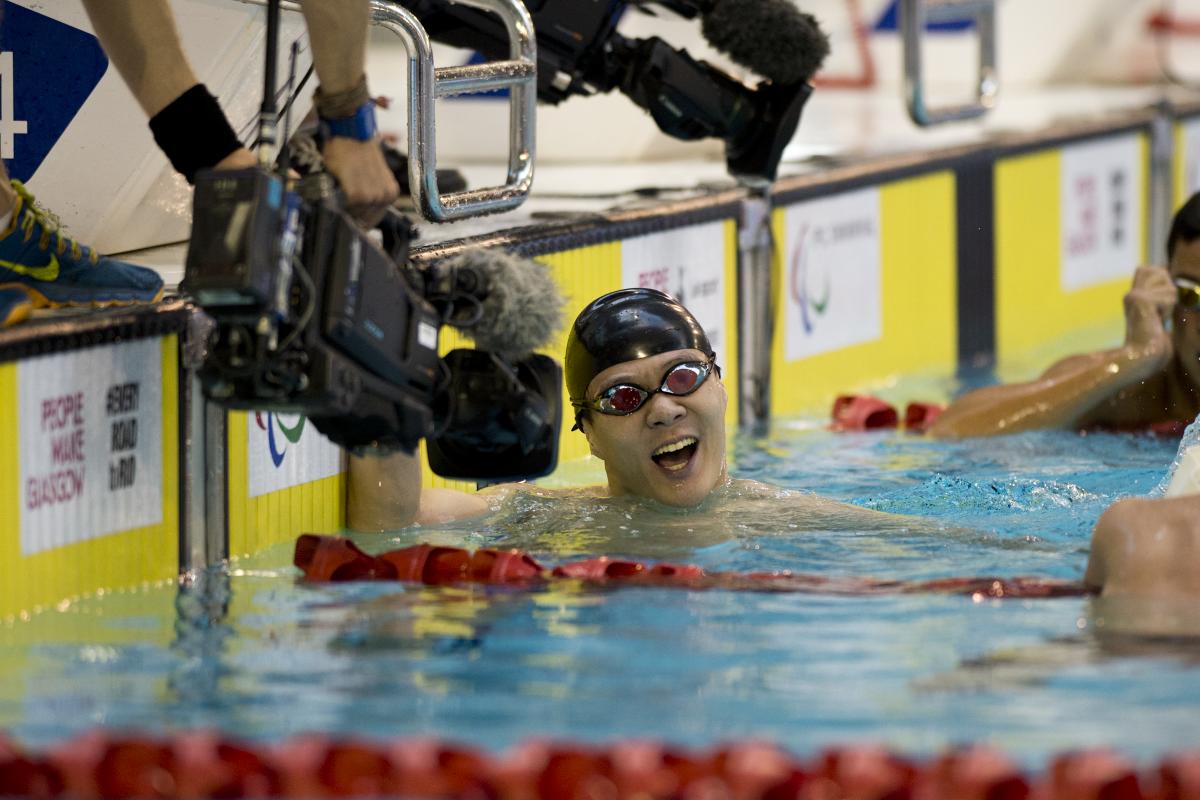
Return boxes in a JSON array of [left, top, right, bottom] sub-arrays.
[[347, 448, 421, 531], [786, 492, 928, 530], [346, 449, 492, 531], [926, 344, 1171, 438]]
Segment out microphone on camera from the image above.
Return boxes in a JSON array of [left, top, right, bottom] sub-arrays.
[[423, 249, 566, 479], [696, 0, 830, 85], [425, 248, 566, 360]]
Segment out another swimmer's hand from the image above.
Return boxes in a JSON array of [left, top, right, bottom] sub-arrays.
[[1123, 266, 1175, 363], [321, 136, 400, 227]]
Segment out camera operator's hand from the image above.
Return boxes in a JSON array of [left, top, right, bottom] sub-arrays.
[[321, 136, 399, 227], [213, 147, 258, 171], [1123, 265, 1176, 366]]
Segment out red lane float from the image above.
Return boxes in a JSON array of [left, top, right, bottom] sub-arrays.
[[294, 535, 1090, 599], [2, 732, 1197, 799], [904, 402, 945, 433], [832, 395, 899, 431], [830, 395, 946, 433]]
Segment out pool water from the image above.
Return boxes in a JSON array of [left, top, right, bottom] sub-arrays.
[[0, 408, 1194, 767]]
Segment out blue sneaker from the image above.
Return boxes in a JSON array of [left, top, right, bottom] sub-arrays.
[[0, 284, 32, 327], [0, 181, 164, 307]]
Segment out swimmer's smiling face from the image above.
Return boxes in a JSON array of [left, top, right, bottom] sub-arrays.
[[579, 348, 728, 507]]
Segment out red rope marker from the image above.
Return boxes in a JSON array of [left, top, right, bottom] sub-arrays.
[[2, 732, 1196, 799], [293, 535, 1091, 599], [829, 395, 948, 433], [904, 402, 945, 433], [831, 395, 900, 431]]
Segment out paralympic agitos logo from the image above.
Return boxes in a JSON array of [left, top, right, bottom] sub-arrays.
[[255, 412, 307, 467], [790, 223, 831, 335]]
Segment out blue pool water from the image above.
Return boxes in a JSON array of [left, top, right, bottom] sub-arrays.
[[1, 409, 1195, 767]]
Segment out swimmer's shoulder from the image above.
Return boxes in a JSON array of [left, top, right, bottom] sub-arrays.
[[417, 481, 608, 525], [480, 482, 609, 500], [723, 478, 913, 528], [724, 477, 800, 500], [716, 478, 827, 512]]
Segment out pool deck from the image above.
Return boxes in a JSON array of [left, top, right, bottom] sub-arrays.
[[114, 84, 1197, 287]]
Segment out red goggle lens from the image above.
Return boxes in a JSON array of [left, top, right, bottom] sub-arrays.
[[605, 385, 648, 413], [664, 363, 703, 394]]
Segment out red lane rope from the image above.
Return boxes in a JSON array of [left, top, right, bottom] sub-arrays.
[[293, 535, 1091, 599], [1, 731, 1196, 799]]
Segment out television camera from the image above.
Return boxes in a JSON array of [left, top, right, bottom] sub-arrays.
[[183, 0, 562, 482]]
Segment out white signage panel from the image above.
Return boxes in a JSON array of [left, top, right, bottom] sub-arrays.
[[621, 221, 730, 371], [18, 339, 164, 555], [1181, 118, 1200, 206], [1060, 134, 1142, 291], [782, 188, 883, 361], [247, 412, 341, 499]]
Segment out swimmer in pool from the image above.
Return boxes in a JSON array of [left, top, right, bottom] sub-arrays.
[[347, 288, 919, 538], [1071, 409, 1200, 636], [1071, 492, 1200, 638], [1085, 492, 1200, 599], [928, 193, 1200, 438]]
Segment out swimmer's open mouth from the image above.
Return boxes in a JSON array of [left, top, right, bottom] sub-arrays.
[[652, 437, 698, 472]]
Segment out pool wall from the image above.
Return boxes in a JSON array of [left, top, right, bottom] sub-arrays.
[[0, 307, 188, 618], [2, 103, 1200, 619]]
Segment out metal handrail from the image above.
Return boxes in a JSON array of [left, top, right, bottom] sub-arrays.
[[901, 0, 998, 126], [371, 0, 535, 221], [235, 0, 537, 222]]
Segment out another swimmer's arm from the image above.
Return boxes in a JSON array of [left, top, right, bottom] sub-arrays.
[[929, 266, 1176, 438], [1085, 495, 1200, 598], [926, 347, 1167, 438], [346, 449, 491, 531], [784, 491, 928, 530]]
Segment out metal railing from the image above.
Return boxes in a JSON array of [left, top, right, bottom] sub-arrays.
[[237, 0, 537, 222], [901, 0, 998, 126], [372, 0, 535, 221]]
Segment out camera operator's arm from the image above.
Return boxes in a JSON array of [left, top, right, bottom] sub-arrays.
[[81, 0, 257, 174], [81, 0, 198, 119], [300, 0, 399, 224], [347, 449, 492, 532]]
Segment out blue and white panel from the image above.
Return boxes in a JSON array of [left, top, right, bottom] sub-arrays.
[[2, 1, 310, 256], [247, 414, 341, 499], [781, 188, 883, 361]]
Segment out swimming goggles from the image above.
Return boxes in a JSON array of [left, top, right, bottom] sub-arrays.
[[1176, 277, 1200, 310], [574, 356, 717, 419]]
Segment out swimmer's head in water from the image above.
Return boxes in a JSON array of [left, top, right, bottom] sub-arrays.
[[1171, 236, 1200, 384], [565, 288, 715, 429]]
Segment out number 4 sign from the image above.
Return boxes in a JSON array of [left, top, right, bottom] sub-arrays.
[[0, 52, 27, 160], [0, 3, 108, 181]]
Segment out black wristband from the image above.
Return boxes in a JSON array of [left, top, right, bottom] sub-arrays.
[[148, 84, 242, 184]]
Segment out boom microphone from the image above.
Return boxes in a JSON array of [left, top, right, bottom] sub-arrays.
[[698, 0, 830, 85], [425, 249, 566, 360]]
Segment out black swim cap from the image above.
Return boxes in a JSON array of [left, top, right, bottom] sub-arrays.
[[565, 288, 714, 409]]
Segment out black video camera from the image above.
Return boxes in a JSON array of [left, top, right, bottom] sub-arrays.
[[182, 166, 561, 481]]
